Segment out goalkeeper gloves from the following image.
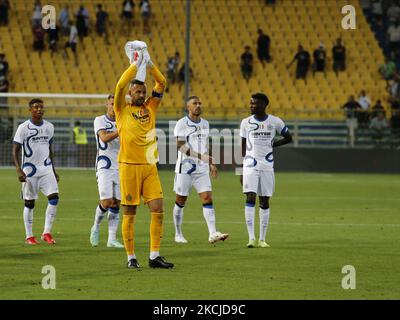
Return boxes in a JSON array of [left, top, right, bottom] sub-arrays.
[[143, 48, 153, 67], [124, 40, 147, 65]]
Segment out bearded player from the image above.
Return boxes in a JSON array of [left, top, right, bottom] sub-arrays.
[[114, 46, 173, 269], [173, 96, 229, 244]]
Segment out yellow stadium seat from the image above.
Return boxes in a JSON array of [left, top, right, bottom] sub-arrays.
[[1, 0, 386, 120]]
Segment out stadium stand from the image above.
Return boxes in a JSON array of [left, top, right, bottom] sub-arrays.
[[0, 0, 388, 120]]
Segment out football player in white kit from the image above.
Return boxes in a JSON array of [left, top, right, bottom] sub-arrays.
[[12, 99, 60, 245], [173, 96, 229, 244], [240, 93, 292, 248], [90, 94, 124, 248]]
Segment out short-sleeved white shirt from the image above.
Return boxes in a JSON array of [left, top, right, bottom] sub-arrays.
[[240, 114, 288, 172], [174, 116, 210, 174], [13, 119, 54, 176], [94, 115, 119, 171]]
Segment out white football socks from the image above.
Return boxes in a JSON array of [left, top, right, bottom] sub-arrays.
[[173, 203, 184, 236], [150, 251, 160, 260], [203, 205, 216, 236], [128, 254, 137, 261], [107, 208, 120, 242], [93, 205, 106, 232], [259, 208, 270, 242], [245, 204, 256, 241], [43, 203, 57, 234], [23, 206, 34, 238]]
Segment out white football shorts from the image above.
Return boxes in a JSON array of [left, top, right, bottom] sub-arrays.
[[173, 171, 212, 196], [21, 169, 59, 200], [243, 170, 275, 197], [96, 169, 120, 200]]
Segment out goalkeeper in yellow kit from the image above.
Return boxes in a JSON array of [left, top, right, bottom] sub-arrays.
[[114, 46, 173, 269]]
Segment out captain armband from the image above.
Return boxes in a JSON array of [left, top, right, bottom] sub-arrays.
[[152, 91, 163, 98]]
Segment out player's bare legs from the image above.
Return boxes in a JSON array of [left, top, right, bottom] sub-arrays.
[[245, 192, 257, 248], [258, 196, 270, 248]]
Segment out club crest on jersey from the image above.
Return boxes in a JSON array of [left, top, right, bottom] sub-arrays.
[[267, 124, 274, 130], [132, 108, 150, 123]]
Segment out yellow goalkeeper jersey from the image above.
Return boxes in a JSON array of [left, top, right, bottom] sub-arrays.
[[114, 63, 166, 164]]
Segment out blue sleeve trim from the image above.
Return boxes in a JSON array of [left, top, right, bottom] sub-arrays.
[[13, 141, 22, 145], [152, 91, 163, 98], [281, 126, 289, 136], [203, 204, 214, 209]]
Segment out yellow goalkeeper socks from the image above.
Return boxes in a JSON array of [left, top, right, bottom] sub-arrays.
[[122, 214, 136, 257], [150, 212, 164, 257]]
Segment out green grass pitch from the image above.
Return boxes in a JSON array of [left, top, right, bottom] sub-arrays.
[[0, 169, 399, 299]]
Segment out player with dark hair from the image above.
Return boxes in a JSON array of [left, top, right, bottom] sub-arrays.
[[12, 99, 60, 245], [114, 47, 174, 269], [172, 95, 229, 244], [239, 93, 292, 248], [90, 94, 124, 248]]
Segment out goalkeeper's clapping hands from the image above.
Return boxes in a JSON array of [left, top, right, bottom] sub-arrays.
[[130, 49, 144, 66], [143, 48, 153, 67]]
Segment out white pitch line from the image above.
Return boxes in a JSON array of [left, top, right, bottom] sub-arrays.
[[0, 215, 399, 228]]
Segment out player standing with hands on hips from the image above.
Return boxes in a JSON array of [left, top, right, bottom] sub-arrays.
[[12, 99, 60, 245], [239, 93, 292, 248]]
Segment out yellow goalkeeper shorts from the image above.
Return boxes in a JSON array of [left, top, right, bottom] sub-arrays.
[[119, 163, 163, 206]]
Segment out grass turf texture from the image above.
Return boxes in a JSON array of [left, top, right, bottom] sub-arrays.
[[0, 169, 399, 300]]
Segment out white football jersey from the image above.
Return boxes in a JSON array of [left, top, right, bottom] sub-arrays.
[[174, 116, 210, 174], [94, 115, 119, 170], [240, 114, 288, 172], [13, 119, 54, 176]]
